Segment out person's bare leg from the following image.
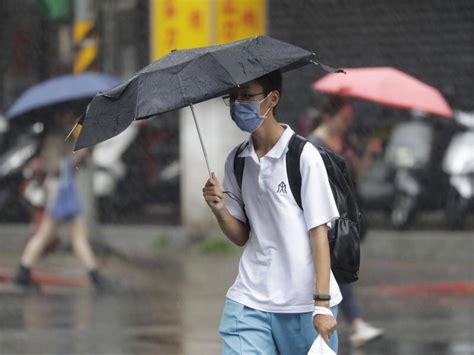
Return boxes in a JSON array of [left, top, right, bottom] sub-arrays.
[[70, 215, 112, 291], [70, 215, 98, 270], [21, 214, 58, 267]]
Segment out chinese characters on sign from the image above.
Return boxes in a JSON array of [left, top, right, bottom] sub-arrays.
[[216, 0, 266, 45], [150, 0, 266, 61], [151, 0, 211, 59]]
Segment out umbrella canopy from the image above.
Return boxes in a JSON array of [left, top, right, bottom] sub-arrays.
[[6, 73, 121, 120], [75, 35, 333, 151], [313, 67, 453, 118]]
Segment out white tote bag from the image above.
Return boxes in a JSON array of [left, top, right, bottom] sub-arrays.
[[308, 335, 336, 355]]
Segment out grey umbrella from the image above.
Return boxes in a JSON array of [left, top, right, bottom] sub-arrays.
[[74, 35, 342, 175]]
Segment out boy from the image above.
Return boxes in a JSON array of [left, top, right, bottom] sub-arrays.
[[203, 70, 341, 354]]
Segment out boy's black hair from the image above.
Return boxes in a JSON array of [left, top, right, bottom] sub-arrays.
[[255, 70, 282, 98]]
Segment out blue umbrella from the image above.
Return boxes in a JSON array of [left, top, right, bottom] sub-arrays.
[[6, 73, 121, 120]]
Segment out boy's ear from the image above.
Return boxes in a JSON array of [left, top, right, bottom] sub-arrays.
[[272, 91, 280, 107]]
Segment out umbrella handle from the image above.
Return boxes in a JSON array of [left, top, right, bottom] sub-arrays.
[[189, 103, 212, 177]]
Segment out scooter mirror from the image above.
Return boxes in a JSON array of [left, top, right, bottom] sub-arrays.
[[0, 114, 7, 133], [31, 122, 45, 134]]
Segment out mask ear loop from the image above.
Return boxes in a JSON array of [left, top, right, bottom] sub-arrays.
[[259, 92, 273, 119], [260, 105, 272, 119]]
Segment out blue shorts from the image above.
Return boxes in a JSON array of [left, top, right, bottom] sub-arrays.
[[219, 298, 338, 355]]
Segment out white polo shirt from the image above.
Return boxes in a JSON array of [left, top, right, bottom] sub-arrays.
[[223, 125, 342, 313]]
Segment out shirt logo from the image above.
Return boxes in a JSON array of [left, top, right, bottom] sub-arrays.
[[277, 181, 287, 194]]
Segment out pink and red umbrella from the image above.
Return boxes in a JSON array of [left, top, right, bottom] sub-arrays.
[[313, 67, 453, 118]]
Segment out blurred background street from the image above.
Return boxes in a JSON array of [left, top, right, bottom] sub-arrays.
[[0, 0, 473, 354]]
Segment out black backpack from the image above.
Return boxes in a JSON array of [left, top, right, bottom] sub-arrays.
[[233, 134, 361, 284]]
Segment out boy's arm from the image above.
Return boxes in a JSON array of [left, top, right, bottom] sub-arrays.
[[203, 173, 249, 246], [309, 224, 337, 342], [214, 207, 250, 247], [310, 224, 331, 301]]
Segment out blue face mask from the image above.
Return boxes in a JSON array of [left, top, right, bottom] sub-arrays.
[[230, 93, 272, 133]]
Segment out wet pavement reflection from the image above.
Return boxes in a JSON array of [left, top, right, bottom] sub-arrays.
[[0, 293, 178, 354], [0, 255, 184, 355], [0, 241, 473, 354]]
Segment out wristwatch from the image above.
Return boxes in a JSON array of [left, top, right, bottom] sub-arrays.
[[313, 293, 331, 301]]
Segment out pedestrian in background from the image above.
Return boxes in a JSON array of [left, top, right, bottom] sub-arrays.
[[13, 110, 109, 292], [308, 95, 384, 347], [203, 70, 341, 354]]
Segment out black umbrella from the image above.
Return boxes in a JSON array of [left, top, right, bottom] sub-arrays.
[[74, 35, 342, 174]]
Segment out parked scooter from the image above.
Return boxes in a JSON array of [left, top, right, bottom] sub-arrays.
[[0, 121, 140, 221], [382, 117, 453, 229], [93, 123, 139, 200], [97, 117, 181, 222], [357, 115, 459, 230], [442, 111, 474, 229], [0, 114, 8, 155], [357, 156, 396, 213], [385, 120, 433, 228], [0, 122, 44, 221], [0, 118, 180, 222]]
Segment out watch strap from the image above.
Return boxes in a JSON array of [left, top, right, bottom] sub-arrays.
[[313, 293, 331, 301]]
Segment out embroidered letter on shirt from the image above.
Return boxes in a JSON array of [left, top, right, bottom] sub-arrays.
[[277, 181, 287, 194]]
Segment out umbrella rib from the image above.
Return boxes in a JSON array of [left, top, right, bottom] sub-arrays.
[[174, 52, 209, 73], [176, 71, 188, 104], [208, 52, 239, 87], [134, 77, 141, 120], [241, 42, 267, 75], [174, 52, 239, 103], [174, 52, 239, 87], [310, 58, 346, 74]]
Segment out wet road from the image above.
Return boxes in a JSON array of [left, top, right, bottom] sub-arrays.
[[0, 228, 473, 355], [0, 255, 185, 355]]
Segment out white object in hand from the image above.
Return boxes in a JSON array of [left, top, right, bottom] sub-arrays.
[[308, 335, 336, 355]]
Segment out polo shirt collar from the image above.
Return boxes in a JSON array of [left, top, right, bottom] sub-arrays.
[[238, 125, 294, 160]]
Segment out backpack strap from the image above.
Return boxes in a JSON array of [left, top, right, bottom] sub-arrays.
[[233, 135, 306, 210], [232, 141, 250, 224], [233, 141, 248, 190], [286, 134, 307, 210]]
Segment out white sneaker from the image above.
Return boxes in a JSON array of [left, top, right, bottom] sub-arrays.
[[350, 320, 384, 347]]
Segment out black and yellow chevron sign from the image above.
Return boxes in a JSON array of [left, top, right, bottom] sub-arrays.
[[73, 20, 98, 73]]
